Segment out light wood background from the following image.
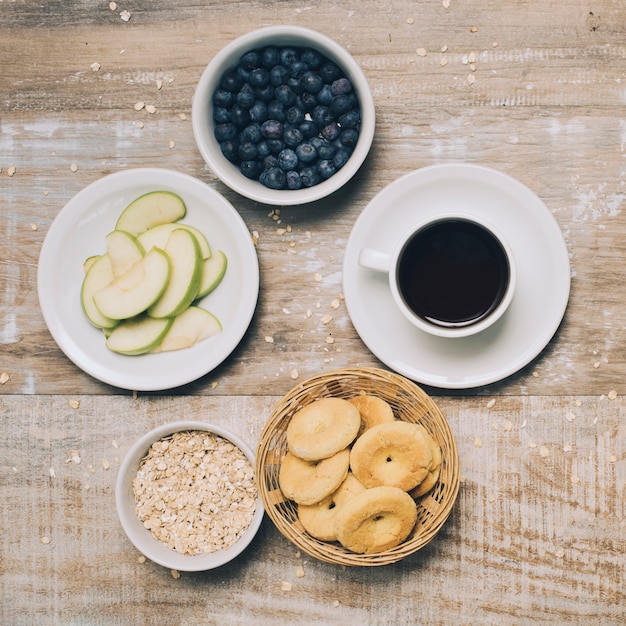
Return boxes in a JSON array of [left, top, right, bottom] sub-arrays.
[[1, 0, 625, 624]]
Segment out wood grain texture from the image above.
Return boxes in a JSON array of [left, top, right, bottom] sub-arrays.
[[1, 0, 625, 622]]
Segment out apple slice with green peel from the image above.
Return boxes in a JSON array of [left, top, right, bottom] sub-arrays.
[[115, 191, 186, 236], [137, 222, 211, 259], [196, 250, 228, 299], [83, 255, 100, 273], [94, 247, 170, 320], [152, 306, 222, 353], [80, 254, 119, 329], [105, 229, 145, 277], [148, 228, 202, 318], [106, 315, 174, 355]]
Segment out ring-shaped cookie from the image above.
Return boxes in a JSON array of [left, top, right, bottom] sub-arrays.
[[297, 473, 366, 541], [286, 397, 361, 461], [410, 426, 442, 498], [279, 449, 350, 505], [350, 421, 433, 492], [333, 485, 418, 554], [348, 395, 396, 435]]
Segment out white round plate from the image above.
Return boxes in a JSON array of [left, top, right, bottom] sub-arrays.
[[343, 164, 571, 389], [38, 168, 259, 391]]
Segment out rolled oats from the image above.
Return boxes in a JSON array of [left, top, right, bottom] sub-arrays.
[[133, 431, 258, 556]]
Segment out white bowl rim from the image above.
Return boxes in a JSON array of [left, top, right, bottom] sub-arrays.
[[115, 420, 265, 571], [192, 25, 375, 206]]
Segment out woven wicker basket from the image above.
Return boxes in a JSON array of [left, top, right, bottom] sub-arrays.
[[255, 367, 460, 566]]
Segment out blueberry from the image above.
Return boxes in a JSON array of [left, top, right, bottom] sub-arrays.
[[213, 106, 231, 124], [319, 61, 342, 83], [340, 128, 359, 149], [213, 88, 234, 108], [321, 122, 342, 142], [317, 140, 336, 160], [248, 67, 269, 88], [301, 48, 323, 69], [230, 103, 251, 128], [240, 160, 263, 179], [301, 71, 324, 94], [266, 139, 285, 155], [274, 84, 297, 106], [317, 159, 337, 180], [248, 100, 268, 123], [257, 140, 272, 158], [277, 148, 298, 171], [333, 148, 351, 169], [260, 166, 287, 189], [338, 109, 360, 129], [254, 84, 274, 103], [240, 50, 261, 71], [295, 141, 317, 164], [279, 47, 298, 66], [330, 93, 357, 117], [285, 106, 304, 125], [300, 91, 318, 111], [214, 122, 237, 142], [261, 46, 280, 69], [285, 170, 303, 190], [312, 105, 333, 127], [220, 139, 240, 163], [238, 141, 258, 161], [267, 100, 286, 122], [240, 123, 263, 143], [261, 119, 283, 139], [283, 126, 303, 148], [269, 64, 289, 86], [331, 77, 353, 96], [300, 166, 321, 187], [298, 119, 319, 139], [263, 155, 279, 169], [220, 69, 244, 92], [287, 76, 305, 95], [288, 61, 308, 78], [316, 84, 334, 106], [236, 83, 256, 109]]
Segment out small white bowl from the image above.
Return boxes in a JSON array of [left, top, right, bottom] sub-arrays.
[[192, 25, 375, 205], [116, 421, 264, 571]]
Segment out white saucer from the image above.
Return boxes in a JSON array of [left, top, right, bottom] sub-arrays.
[[343, 164, 571, 389], [38, 168, 259, 391]]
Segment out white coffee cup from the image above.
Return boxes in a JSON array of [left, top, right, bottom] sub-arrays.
[[358, 212, 516, 338]]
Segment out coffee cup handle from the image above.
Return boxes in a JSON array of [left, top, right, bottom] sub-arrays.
[[358, 248, 392, 273]]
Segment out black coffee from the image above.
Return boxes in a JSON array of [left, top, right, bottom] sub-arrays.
[[397, 218, 510, 328]]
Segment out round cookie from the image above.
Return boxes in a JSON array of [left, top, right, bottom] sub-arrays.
[[298, 473, 366, 541], [279, 449, 350, 505], [286, 397, 361, 461], [333, 485, 418, 554], [348, 395, 396, 435], [350, 421, 433, 492], [410, 426, 442, 498]]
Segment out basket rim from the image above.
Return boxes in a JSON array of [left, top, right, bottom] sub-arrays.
[[255, 366, 460, 566]]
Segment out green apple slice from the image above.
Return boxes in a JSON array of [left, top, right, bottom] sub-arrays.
[[115, 191, 186, 236], [105, 229, 145, 277], [83, 255, 100, 273], [106, 315, 174, 355], [196, 250, 228, 299], [152, 306, 222, 353], [137, 222, 211, 260], [80, 254, 119, 329], [93, 247, 170, 320], [147, 229, 202, 318]]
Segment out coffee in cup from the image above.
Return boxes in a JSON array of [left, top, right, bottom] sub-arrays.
[[358, 213, 516, 338]]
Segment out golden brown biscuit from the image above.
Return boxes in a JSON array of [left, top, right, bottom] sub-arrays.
[[278, 449, 350, 505], [333, 485, 418, 554], [297, 473, 366, 541], [348, 395, 396, 435], [350, 421, 433, 492], [409, 426, 442, 498], [286, 397, 361, 461]]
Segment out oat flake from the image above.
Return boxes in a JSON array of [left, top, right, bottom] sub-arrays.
[[608, 389, 617, 400], [120, 10, 131, 21], [0, 372, 9, 384]]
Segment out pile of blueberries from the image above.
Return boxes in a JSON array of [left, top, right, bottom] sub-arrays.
[[212, 45, 361, 190]]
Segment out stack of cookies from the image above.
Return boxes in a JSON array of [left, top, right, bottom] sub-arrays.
[[278, 395, 442, 554]]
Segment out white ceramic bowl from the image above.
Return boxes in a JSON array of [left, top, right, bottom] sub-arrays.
[[192, 25, 375, 205], [116, 421, 264, 571]]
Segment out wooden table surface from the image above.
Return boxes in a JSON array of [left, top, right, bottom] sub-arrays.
[[2, 1, 625, 624]]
